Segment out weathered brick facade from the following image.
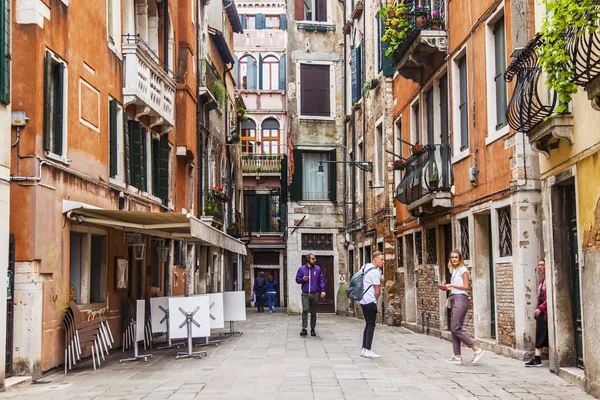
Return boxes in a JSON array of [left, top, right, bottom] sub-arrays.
[[496, 263, 516, 348]]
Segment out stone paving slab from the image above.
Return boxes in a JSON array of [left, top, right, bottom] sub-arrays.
[[0, 311, 594, 400]]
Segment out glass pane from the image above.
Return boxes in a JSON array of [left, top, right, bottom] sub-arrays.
[[302, 152, 328, 200]]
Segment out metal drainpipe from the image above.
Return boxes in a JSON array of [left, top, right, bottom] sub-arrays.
[[338, 0, 347, 247], [163, 0, 169, 73], [196, 0, 203, 215], [223, 63, 234, 225]]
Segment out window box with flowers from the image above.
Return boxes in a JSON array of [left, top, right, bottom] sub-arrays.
[[379, 3, 413, 60], [414, 4, 430, 30], [429, 12, 444, 29], [211, 185, 228, 201], [226, 220, 241, 238]]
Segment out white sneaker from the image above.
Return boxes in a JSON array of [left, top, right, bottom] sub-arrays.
[[445, 356, 462, 364], [360, 348, 366, 357], [363, 349, 381, 358], [472, 349, 484, 364]]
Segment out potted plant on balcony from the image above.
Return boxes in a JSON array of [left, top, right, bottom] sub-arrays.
[[429, 12, 444, 30], [213, 81, 226, 106], [393, 160, 405, 170], [414, 4, 430, 30], [236, 107, 247, 120], [211, 185, 228, 201], [379, 3, 412, 59], [202, 200, 221, 217], [351, 1, 364, 20], [343, 20, 352, 35], [411, 143, 424, 154], [428, 171, 439, 188], [226, 220, 241, 238]]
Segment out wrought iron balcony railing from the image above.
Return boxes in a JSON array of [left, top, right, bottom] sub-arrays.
[[390, 0, 447, 66], [242, 154, 283, 175], [568, 4, 600, 87], [395, 144, 452, 206], [504, 35, 557, 134], [199, 59, 221, 102]]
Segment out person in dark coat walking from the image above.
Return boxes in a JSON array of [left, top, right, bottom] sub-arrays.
[[253, 271, 267, 312], [525, 259, 549, 367]]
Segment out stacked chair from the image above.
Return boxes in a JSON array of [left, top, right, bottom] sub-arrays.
[[63, 301, 114, 374]]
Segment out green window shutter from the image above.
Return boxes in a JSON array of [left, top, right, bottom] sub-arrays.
[[159, 136, 170, 201], [109, 99, 118, 177], [280, 155, 288, 200], [0, 0, 11, 104], [43, 52, 52, 152], [152, 138, 160, 197], [290, 149, 303, 201], [328, 149, 337, 203], [140, 128, 147, 191], [53, 62, 65, 156], [494, 17, 508, 129], [124, 119, 131, 184], [130, 122, 143, 189]]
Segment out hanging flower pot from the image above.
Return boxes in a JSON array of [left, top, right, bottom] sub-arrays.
[[393, 160, 405, 170], [351, 2, 363, 20], [387, 8, 396, 17], [411, 144, 424, 154], [343, 21, 352, 34], [415, 15, 428, 30]]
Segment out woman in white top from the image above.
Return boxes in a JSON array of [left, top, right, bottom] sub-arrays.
[[438, 249, 484, 364]]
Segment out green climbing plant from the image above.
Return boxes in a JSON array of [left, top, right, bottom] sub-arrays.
[[213, 81, 226, 105], [378, 3, 412, 59], [538, 0, 600, 113]]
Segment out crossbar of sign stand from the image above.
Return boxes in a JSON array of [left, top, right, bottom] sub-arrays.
[[134, 291, 248, 360]]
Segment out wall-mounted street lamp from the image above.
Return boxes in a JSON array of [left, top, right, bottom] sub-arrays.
[[317, 160, 373, 176]]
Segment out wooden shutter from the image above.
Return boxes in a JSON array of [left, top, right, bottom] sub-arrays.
[[53, 62, 65, 156], [300, 64, 314, 115], [233, 55, 239, 89], [279, 14, 287, 29], [351, 48, 358, 104], [258, 54, 263, 90], [279, 55, 286, 90], [239, 14, 247, 30], [290, 149, 303, 201], [439, 74, 449, 145], [130, 122, 144, 190], [109, 99, 118, 177], [316, 0, 327, 21], [0, 0, 10, 104], [159, 136, 170, 201], [294, 0, 304, 21], [314, 65, 330, 117], [458, 56, 468, 151], [124, 118, 131, 184], [152, 138, 160, 197], [494, 17, 507, 128], [328, 149, 336, 202], [256, 14, 266, 29], [43, 52, 52, 152], [141, 128, 147, 191], [280, 155, 288, 200]]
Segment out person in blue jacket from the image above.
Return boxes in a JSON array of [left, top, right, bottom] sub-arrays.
[[265, 276, 278, 313], [295, 253, 326, 337], [253, 271, 267, 312]]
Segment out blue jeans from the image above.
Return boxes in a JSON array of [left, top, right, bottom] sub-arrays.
[[267, 293, 276, 311]]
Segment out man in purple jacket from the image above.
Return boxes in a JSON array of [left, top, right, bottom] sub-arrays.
[[295, 253, 326, 337]]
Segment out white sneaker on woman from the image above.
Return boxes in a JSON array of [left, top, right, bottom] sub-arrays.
[[363, 350, 381, 358], [360, 348, 366, 357], [472, 349, 484, 364], [445, 356, 462, 364]]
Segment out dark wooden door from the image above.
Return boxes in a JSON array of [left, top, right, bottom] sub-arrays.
[[263, 269, 281, 307], [6, 235, 15, 377], [566, 184, 583, 369], [317, 256, 334, 313], [488, 215, 496, 339]]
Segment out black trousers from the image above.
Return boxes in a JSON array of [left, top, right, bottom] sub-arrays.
[[535, 313, 549, 348], [361, 302, 378, 350], [256, 294, 265, 311]]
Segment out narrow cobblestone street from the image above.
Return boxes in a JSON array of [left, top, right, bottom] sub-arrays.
[[0, 311, 591, 400]]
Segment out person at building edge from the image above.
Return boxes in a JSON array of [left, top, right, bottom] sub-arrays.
[[360, 251, 384, 358], [253, 271, 267, 313], [295, 253, 326, 337]]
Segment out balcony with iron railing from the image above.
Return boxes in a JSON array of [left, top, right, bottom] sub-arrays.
[[395, 144, 453, 217], [385, 0, 447, 83], [242, 154, 283, 176], [122, 34, 176, 129], [504, 35, 573, 158], [199, 58, 222, 110]]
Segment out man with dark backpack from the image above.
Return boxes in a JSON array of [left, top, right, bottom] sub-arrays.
[[356, 251, 384, 358], [253, 271, 267, 312]]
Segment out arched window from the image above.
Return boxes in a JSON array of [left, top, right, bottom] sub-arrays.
[[262, 56, 280, 90], [238, 55, 257, 90], [241, 120, 257, 153], [261, 118, 280, 154]]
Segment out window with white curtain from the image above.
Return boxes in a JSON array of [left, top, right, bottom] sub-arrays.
[[302, 152, 329, 200], [262, 56, 280, 90]]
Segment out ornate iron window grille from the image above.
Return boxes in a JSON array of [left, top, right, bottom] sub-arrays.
[[504, 35, 557, 134], [459, 218, 470, 260], [395, 144, 452, 205], [254, 251, 280, 265], [426, 228, 437, 264], [301, 233, 334, 251], [415, 231, 424, 265], [498, 207, 512, 257]]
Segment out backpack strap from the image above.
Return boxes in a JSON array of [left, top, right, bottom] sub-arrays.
[[361, 266, 377, 296]]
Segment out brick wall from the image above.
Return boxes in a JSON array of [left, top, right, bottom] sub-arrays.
[[416, 264, 441, 334], [397, 271, 406, 323], [496, 263, 516, 347]]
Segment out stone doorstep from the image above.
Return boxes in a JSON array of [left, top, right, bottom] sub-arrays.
[[557, 367, 585, 391], [3, 376, 32, 391]]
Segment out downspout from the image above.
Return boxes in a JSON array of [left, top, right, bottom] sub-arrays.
[[196, 0, 203, 215], [338, 0, 348, 246], [223, 63, 234, 226], [163, 0, 169, 73]]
